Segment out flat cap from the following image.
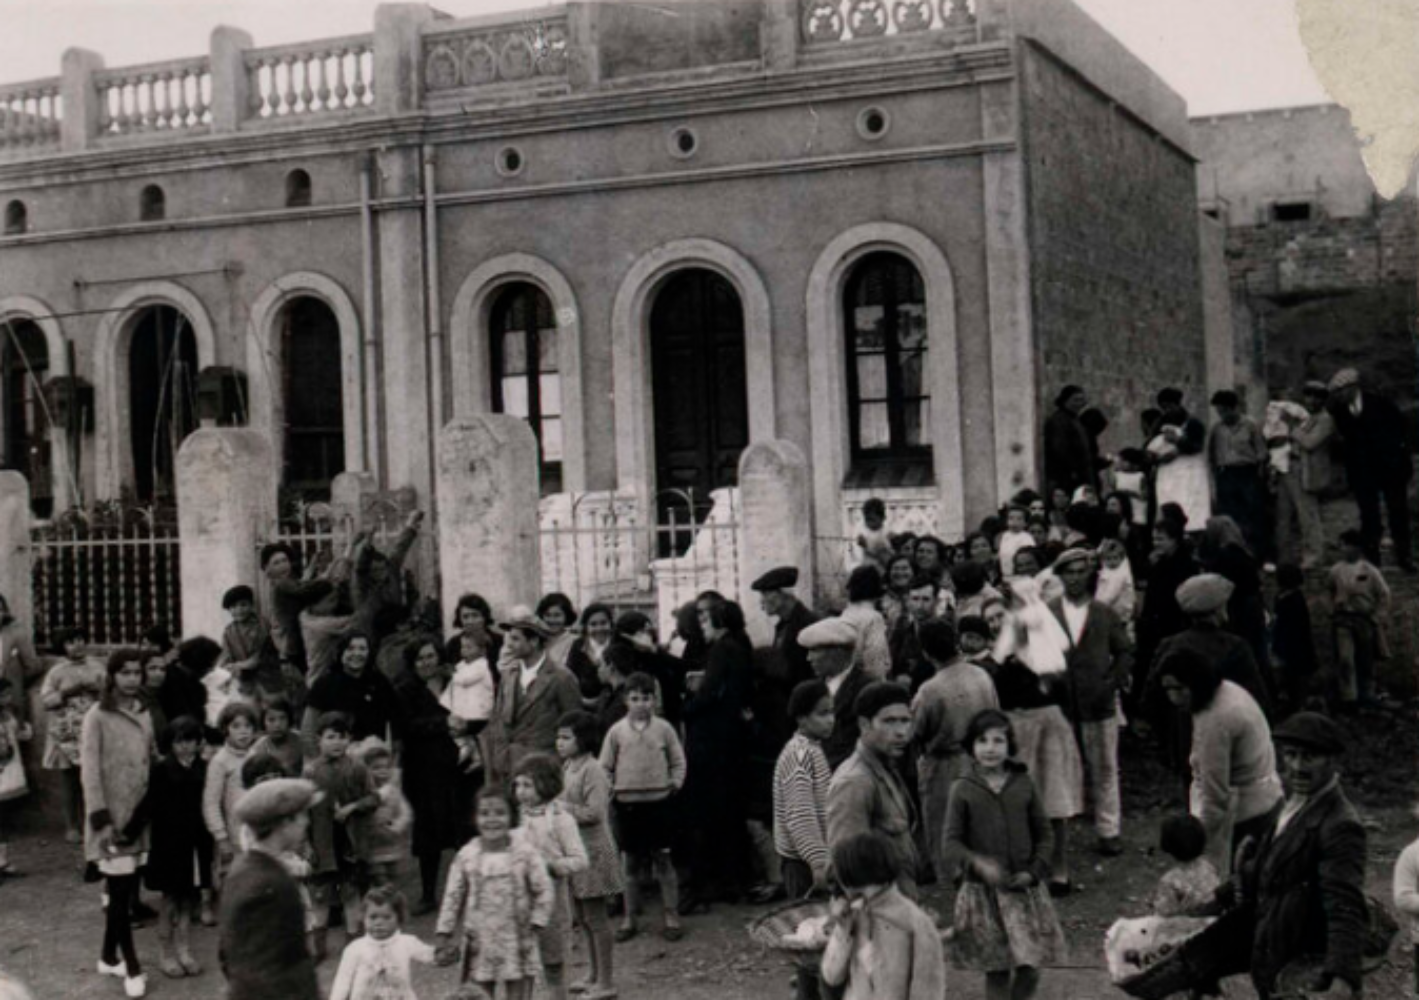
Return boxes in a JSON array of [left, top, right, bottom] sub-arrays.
[[751, 566, 799, 592], [234, 777, 322, 829], [1176, 574, 1234, 615], [1272, 711, 1346, 755], [1302, 380, 1329, 395], [1053, 547, 1094, 570], [495, 606, 553, 638], [1327, 368, 1360, 391], [797, 618, 859, 650]]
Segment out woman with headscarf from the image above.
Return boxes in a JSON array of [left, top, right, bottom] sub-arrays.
[[1043, 384, 1097, 497], [301, 631, 404, 753], [1134, 516, 1199, 705]]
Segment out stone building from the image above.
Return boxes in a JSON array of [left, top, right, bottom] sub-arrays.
[[1191, 104, 1419, 415], [0, 0, 1213, 616]]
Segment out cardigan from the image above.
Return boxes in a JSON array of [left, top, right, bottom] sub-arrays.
[[941, 763, 1052, 885], [219, 848, 319, 1000], [80, 701, 155, 862], [329, 932, 435, 1000], [598, 715, 686, 801], [772, 731, 832, 876]]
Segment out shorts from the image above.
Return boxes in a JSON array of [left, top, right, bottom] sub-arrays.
[[613, 797, 675, 857], [360, 859, 400, 888]]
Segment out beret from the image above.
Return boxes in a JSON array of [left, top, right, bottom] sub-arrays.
[[751, 566, 799, 592], [1176, 573, 1234, 615], [1053, 547, 1093, 570], [1327, 368, 1359, 391], [234, 777, 323, 829], [797, 618, 859, 650], [1272, 711, 1346, 755], [1302, 380, 1329, 395]]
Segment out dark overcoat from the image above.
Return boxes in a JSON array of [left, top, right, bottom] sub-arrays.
[[144, 754, 214, 894]]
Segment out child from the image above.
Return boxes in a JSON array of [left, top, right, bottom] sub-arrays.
[[1393, 804, 1419, 1000], [203, 701, 259, 886], [353, 740, 411, 889], [943, 709, 1066, 1000], [249, 696, 303, 777], [856, 498, 894, 570], [219, 584, 276, 704], [997, 506, 1034, 582], [330, 885, 442, 1000], [39, 626, 105, 843], [239, 753, 321, 950], [1150, 814, 1218, 917], [305, 711, 377, 959], [435, 786, 554, 1000], [820, 831, 945, 1000], [1095, 539, 1137, 633], [556, 711, 623, 1000], [145, 715, 213, 979], [440, 633, 494, 773], [514, 753, 589, 1000], [1329, 529, 1392, 710], [1272, 563, 1321, 710], [0, 677, 33, 876], [1112, 449, 1151, 528], [598, 671, 687, 943]]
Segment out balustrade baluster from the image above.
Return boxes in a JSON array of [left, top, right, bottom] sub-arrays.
[[77, 525, 91, 640], [137, 74, 154, 130], [351, 50, 368, 104], [174, 70, 191, 128], [298, 56, 315, 111], [110, 84, 126, 133], [333, 50, 350, 107], [267, 59, 284, 117], [150, 525, 163, 640], [281, 56, 299, 114], [194, 71, 210, 122], [14, 92, 31, 144], [0, 99, 11, 143]]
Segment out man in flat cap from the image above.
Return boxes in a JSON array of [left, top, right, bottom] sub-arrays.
[[1226, 712, 1368, 998], [219, 779, 323, 1000], [1209, 389, 1269, 554], [488, 609, 582, 784], [1327, 367, 1414, 572], [798, 618, 871, 771], [753, 566, 820, 693], [1152, 574, 1273, 717]]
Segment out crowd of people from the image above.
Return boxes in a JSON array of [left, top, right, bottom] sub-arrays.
[[0, 370, 1413, 1000]]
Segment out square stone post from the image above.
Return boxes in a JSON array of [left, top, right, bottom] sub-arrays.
[[176, 430, 277, 643], [375, 4, 435, 115], [761, 0, 799, 72], [60, 48, 104, 152], [737, 440, 813, 646], [0, 473, 33, 631], [437, 416, 540, 619], [566, 3, 602, 91], [210, 26, 254, 133]]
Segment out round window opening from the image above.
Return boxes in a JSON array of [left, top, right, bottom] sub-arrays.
[[856, 106, 891, 141], [496, 146, 525, 177], [668, 126, 698, 160]]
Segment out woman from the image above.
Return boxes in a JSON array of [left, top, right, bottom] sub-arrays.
[[611, 611, 684, 729], [566, 603, 615, 704], [81, 649, 157, 995], [840, 565, 892, 681], [1134, 517, 1198, 703], [444, 592, 502, 676], [1155, 648, 1281, 876], [880, 554, 918, 630], [536, 593, 578, 671], [963, 532, 1001, 587], [302, 631, 403, 752], [392, 637, 462, 914], [1197, 516, 1269, 684], [1104, 491, 1148, 576], [0, 594, 41, 733]]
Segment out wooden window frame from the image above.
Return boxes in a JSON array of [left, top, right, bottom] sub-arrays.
[[490, 282, 563, 494]]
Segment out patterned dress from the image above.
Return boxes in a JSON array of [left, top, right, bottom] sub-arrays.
[[519, 801, 589, 966], [436, 832, 553, 984], [40, 658, 105, 769], [560, 755, 624, 900]]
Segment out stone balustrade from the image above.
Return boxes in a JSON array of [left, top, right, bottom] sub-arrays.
[[800, 0, 979, 45], [422, 9, 570, 94], [0, 78, 62, 150], [244, 34, 376, 119], [95, 57, 212, 135]]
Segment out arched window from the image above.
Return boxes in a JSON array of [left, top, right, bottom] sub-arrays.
[[1, 319, 52, 514], [843, 251, 929, 472], [3, 200, 26, 235], [279, 296, 345, 499], [285, 169, 312, 208], [139, 184, 165, 222], [490, 282, 562, 494], [128, 305, 197, 501]]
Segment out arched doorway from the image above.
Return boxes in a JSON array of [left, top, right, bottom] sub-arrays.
[[649, 268, 748, 520], [1, 319, 52, 515], [279, 296, 345, 500], [128, 305, 198, 502]]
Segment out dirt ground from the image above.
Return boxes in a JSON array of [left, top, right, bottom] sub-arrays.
[[2, 713, 1416, 1000]]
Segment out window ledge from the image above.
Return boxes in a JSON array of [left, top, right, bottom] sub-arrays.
[[842, 459, 934, 491]]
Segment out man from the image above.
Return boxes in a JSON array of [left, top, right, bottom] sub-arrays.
[[1267, 387, 1326, 569], [219, 778, 323, 1000], [1327, 367, 1414, 571], [1050, 547, 1133, 856], [1231, 712, 1368, 999], [488, 609, 582, 783], [825, 681, 919, 898], [798, 618, 870, 770], [752, 565, 819, 692], [1153, 574, 1273, 717], [886, 573, 941, 691], [1043, 384, 1097, 497], [1209, 389, 1269, 556]]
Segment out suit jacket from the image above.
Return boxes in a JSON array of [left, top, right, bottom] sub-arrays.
[[490, 657, 581, 782], [1329, 391, 1413, 486], [1048, 598, 1133, 723], [775, 599, 820, 690], [1240, 782, 1368, 993], [219, 849, 319, 1000], [827, 741, 920, 898], [823, 666, 872, 771]]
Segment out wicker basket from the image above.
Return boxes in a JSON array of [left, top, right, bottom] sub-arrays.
[[1113, 912, 1244, 1000], [746, 900, 835, 970]]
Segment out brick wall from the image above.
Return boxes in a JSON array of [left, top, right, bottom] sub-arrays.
[[1020, 41, 1207, 455]]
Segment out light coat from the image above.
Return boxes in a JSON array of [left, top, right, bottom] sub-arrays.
[[79, 701, 155, 862], [820, 885, 945, 1000]]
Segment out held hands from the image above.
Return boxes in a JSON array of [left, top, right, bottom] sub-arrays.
[[1005, 871, 1036, 890], [434, 934, 459, 967], [973, 856, 1006, 887]]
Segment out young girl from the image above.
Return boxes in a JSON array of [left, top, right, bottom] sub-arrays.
[[943, 709, 1067, 1000], [514, 753, 589, 1000], [1150, 814, 1219, 917], [435, 786, 554, 1000], [0, 677, 32, 876], [821, 831, 944, 1000], [440, 633, 493, 773], [250, 697, 303, 777], [203, 701, 259, 886], [40, 626, 105, 844], [556, 711, 622, 1000], [329, 885, 442, 1000], [352, 740, 412, 888], [145, 715, 212, 979]]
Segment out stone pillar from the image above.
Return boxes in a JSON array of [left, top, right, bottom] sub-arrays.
[[1199, 212, 1237, 400], [737, 440, 812, 646], [974, 0, 1015, 43], [60, 48, 104, 152], [437, 417, 540, 619], [0, 473, 33, 630], [210, 26, 254, 133], [566, 2, 602, 91], [761, 0, 799, 72], [374, 4, 435, 115], [176, 430, 277, 643]]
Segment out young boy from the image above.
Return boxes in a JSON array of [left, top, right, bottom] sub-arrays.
[[251, 697, 304, 778], [1272, 563, 1320, 710], [1329, 529, 1392, 711], [996, 506, 1033, 582], [304, 712, 377, 958], [351, 741, 411, 890], [219, 585, 278, 703], [855, 498, 894, 570], [598, 672, 687, 943]]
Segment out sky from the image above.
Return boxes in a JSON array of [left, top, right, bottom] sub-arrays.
[[0, 0, 1332, 117]]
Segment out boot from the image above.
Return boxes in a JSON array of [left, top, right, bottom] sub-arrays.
[[175, 918, 202, 976]]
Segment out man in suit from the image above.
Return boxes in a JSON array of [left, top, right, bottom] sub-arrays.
[[489, 609, 581, 784], [1050, 547, 1133, 857], [798, 618, 871, 771], [1327, 367, 1415, 571], [752, 565, 820, 692]]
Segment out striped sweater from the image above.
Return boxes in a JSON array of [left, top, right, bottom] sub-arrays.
[[773, 731, 832, 877]]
